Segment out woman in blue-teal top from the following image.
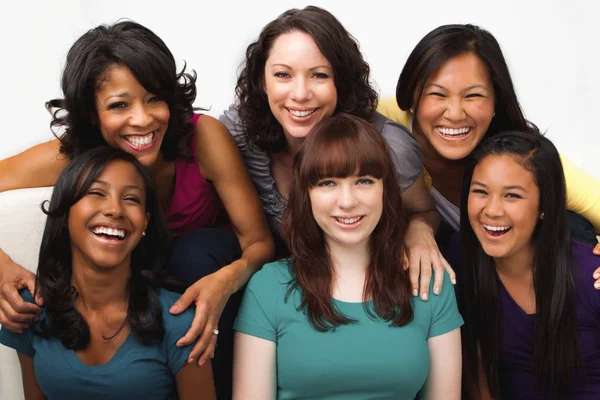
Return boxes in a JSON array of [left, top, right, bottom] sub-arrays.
[[0, 148, 215, 400], [233, 113, 463, 399]]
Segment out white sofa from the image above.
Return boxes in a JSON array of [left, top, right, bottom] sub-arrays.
[[0, 187, 54, 400]]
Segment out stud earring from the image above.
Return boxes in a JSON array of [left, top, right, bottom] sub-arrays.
[[142, 231, 146, 236], [409, 108, 414, 114], [492, 112, 496, 117], [540, 212, 544, 219]]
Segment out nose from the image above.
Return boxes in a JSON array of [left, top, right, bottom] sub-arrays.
[[102, 195, 123, 219], [129, 103, 153, 127], [484, 195, 504, 218], [337, 185, 358, 209], [443, 97, 466, 121], [290, 76, 311, 102]]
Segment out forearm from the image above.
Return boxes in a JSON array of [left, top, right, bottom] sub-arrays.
[[407, 209, 440, 236], [218, 235, 274, 294]]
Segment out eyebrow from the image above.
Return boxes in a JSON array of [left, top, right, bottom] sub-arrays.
[[269, 63, 332, 70], [425, 83, 488, 92], [93, 179, 144, 192], [100, 92, 129, 103], [471, 181, 526, 191]]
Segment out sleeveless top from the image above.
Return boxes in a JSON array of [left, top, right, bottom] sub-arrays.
[[166, 114, 224, 237]]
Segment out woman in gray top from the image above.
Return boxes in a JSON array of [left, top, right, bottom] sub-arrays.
[[220, 6, 455, 300]]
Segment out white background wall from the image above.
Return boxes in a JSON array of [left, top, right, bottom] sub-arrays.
[[1, 0, 598, 178]]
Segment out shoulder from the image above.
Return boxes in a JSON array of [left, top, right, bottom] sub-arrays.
[[157, 289, 194, 333], [193, 114, 229, 141], [571, 240, 600, 287], [246, 260, 293, 294], [376, 97, 411, 127]]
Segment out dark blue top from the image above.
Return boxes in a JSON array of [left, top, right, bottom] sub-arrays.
[[0, 288, 195, 400]]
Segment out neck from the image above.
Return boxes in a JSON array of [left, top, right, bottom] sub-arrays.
[[328, 243, 370, 281], [284, 136, 305, 158], [71, 257, 131, 313], [494, 242, 536, 280]]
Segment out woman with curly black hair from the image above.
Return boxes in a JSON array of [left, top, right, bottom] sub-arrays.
[[220, 6, 453, 301], [0, 20, 273, 399], [0, 147, 216, 399]]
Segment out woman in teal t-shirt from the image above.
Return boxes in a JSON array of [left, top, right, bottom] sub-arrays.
[[233, 114, 463, 399], [0, 148, 215, 399]]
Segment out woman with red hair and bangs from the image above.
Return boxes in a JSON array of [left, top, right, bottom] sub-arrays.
[[232, 113, 463, 400]]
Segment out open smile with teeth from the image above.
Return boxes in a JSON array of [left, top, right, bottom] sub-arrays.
[[287, 108, 317, 118], [437, 127, 471, 136], [124, 131, 155, 148], [335, 216, 363, 225], [482, 224, 512, 236], [91, 226, 128, 241]]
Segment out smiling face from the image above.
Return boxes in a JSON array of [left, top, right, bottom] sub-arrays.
[[467, 154, 541, 264], [263, 30, 337, 148], [416, 52, 495, 161], [95, 65, 170, 167], [68, 160, 149, 272], [309, 175, 383, 251]]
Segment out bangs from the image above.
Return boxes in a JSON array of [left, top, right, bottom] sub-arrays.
[[299, 125, 388, 187]]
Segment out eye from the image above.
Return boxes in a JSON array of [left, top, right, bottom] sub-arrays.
[[465, 93, 484, 99], [274, 71, 291, 78], [124, 196, 142, 204], [107, 101, 127, 110], [505, 193, 523, 199], [148, 95, 163, 103], [317, 179, 336, 187], [87, 189, 105, 197], [312, 72, 329, 79], [427, 91, 445, 98], [356, 177, 375, 185], [470, 188, 487, 195]]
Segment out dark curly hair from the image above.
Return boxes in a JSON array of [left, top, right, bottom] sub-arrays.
[[235, 6, 378, 154], [46, 20, 197, 162], [34, 147, 174, 348]]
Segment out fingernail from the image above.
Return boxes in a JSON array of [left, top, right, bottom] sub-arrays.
[[594, 273, 599, 279], [452, 278, 457, 285], [413, 289, 418, 297], [199, 359, 206, 366], [434, 287, 440, 295], [595, 282, 600, 289], [422, 293, 428, 301], [169, 306, 179, 313], [177, 341, 183, 347]]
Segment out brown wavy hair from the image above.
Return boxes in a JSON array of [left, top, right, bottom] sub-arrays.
[[235, 6, 378, 154], [281, 113, 413, 332]]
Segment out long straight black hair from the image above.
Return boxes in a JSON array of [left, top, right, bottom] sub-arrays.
[[35, 147, 173, 348], [459, 131, 582, 398]]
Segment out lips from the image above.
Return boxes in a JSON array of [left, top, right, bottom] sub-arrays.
[[482, 223, 512, 237], [123, 130, 156, 151]]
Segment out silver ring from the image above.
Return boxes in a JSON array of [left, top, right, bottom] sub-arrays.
[[212, 329, 219, 335]]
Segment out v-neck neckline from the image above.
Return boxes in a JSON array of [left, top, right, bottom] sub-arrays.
[[65, 333, 134, 372]]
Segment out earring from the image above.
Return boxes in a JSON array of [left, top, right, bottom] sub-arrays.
[[492, 112, 496, 117], [142, 231, 146, 236], [409, 108, 414, 114], [540, 212, 544, 219]]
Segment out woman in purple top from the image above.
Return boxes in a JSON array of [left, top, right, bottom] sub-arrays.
[[459, 130, 600, 399]]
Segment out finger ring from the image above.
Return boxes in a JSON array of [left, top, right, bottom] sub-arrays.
[[212, 329, 219, 335]]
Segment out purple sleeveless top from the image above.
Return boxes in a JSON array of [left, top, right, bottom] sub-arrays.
[[166, 114, 224, 237]]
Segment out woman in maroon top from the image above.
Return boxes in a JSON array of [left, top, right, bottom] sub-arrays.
[[459, 130, 600, 399]]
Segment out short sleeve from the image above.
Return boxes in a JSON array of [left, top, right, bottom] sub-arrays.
[[219, 105, 248, 150], [371, 112, 423, 191], [427, 273, 464, 338], [159, 290, 196, 375], [234, 262, 288, 342], [0, 289, 36, 357]]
